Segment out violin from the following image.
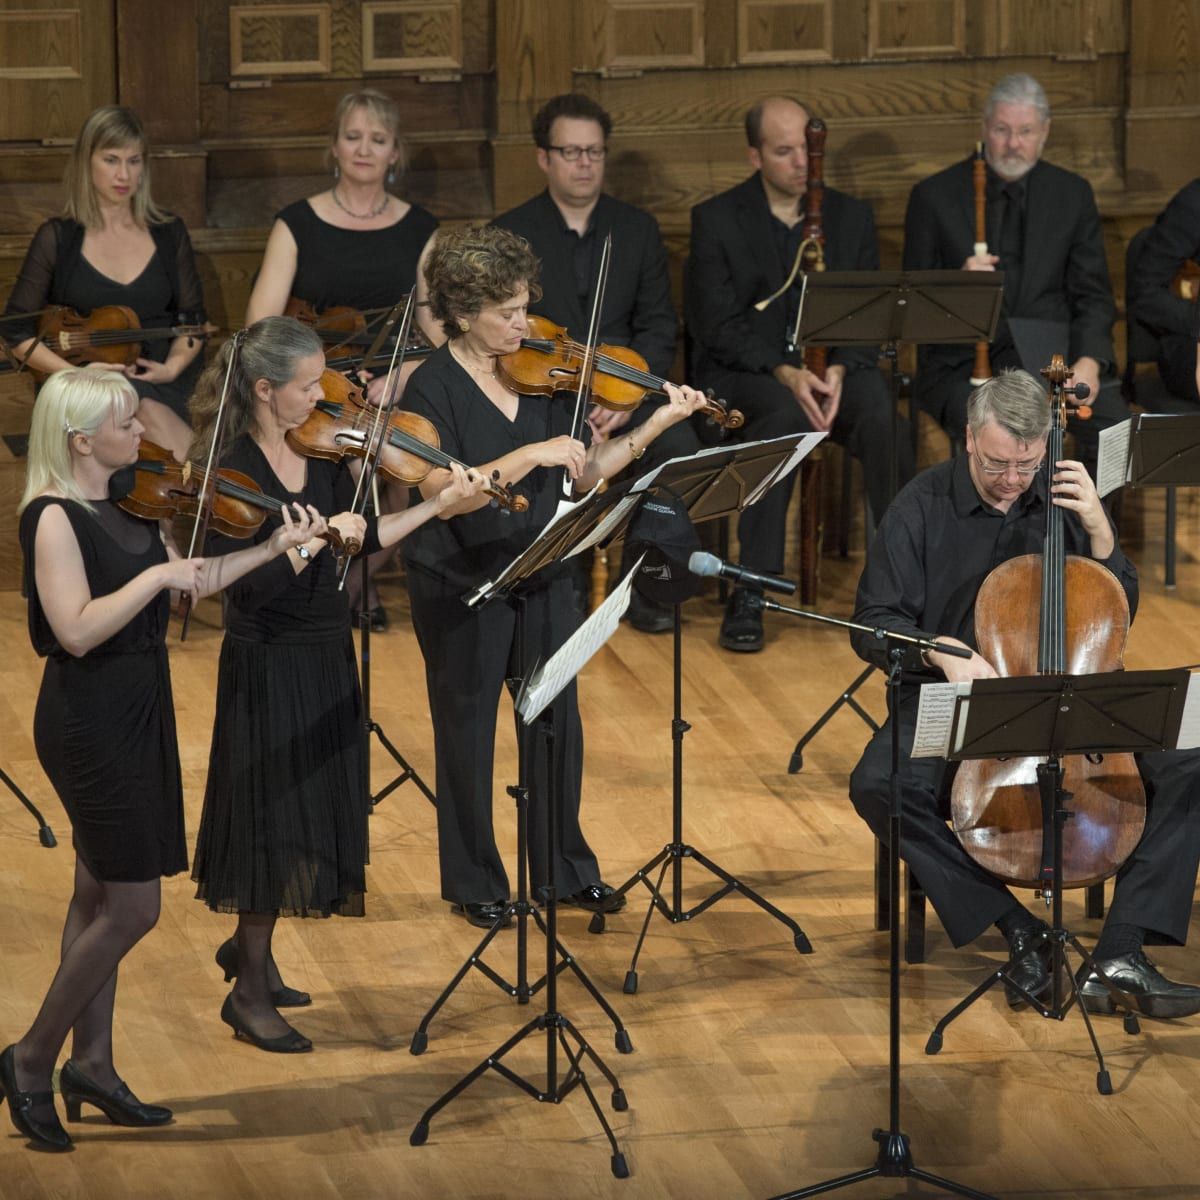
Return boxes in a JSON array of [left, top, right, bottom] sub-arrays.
[[120, 439, 345, 552], [949, 355, 1146, 889], [34, 304, 214, 380], [498, 315, 743, 430], [284, 295, 434, 374], [288, 370, 528, 512]]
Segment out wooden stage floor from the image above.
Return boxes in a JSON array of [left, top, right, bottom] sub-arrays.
[[2, 487, 1200, 1199]]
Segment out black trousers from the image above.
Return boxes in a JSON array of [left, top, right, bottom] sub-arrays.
[[407, 568, 601, 906], [849, 692, 1200, 948], [700, 367, 914, 575]]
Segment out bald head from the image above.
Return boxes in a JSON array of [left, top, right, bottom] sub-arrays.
[[746, 96, 812, 201]]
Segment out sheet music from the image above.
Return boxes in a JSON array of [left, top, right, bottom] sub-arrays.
[[1096, 419, 1131, 498], [518, 558, 641, 724], [1177, 672, 1200, 750], [744, 432, 826, 506], [567, 492, 640, 558], [911, 681, 971, 758]]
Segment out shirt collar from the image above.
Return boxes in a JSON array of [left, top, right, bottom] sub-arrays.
[[544, 189, 601, 238]]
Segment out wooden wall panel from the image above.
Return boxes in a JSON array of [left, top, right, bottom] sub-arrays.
[[362, 1, 464, 73], [868, 0, 965, 59], [229, 3, 333, 76], [737, 0, 832, 65]]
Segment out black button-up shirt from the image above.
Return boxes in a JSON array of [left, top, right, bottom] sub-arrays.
[[851, 454, 1138, 679]]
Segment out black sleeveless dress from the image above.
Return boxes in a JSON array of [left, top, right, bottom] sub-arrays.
[[20, 497, 185, 883], [278, 199, 438, 311], [191, 437, 381, 919]]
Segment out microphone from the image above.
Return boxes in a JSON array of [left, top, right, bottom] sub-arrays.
[[687, 551, 796, 596]]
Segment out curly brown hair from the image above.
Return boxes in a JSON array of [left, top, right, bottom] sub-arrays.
[[424, 224, 542, 338]]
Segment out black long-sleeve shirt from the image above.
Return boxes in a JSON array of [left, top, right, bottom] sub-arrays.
[[1128, 178, 1200, 342], [851, 454, 1137, 679]]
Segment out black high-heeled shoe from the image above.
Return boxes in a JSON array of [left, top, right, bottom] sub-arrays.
[[0, 1044, 72, 1152], [59, 1060, 172, 1127], [220, 995, 312, 1054], [215, 938, 312, 1008]]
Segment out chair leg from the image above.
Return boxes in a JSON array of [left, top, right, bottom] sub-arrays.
[[1085, 881, 1105, 920], [1166, 486, 1177, 590], [874, 837, 889, 932], [904, 865, 927, 964], [798, 452, 823, 606]]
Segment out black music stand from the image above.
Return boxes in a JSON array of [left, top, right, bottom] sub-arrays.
[[411, 520, 643, 1177], [588, 435, 821, 990], [409, 482, 637, 1055], [757, 596, 991, 1200], [923, 668, 1194, 1095], [786, 270, 1004, 774]]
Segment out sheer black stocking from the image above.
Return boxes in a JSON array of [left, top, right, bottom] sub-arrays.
[[228, 912, 293, 1039]]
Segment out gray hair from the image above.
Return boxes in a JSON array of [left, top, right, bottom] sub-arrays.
[[967, 370, 1051, 446], [984, 73, 1050, 123]]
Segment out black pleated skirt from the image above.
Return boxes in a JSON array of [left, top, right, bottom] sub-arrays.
[[192, 633, 369, 917]]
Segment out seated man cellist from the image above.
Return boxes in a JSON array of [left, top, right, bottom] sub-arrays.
[[847, 369, 1200, 1018]]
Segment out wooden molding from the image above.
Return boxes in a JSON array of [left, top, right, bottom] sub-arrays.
[[737, 1, 832, 66], [0, 8, 83, 80], [867, 0, 965, 60], [229, 3, 332, 77], [998, 0, 1096, 60], [605, 1, 705, 70], [363, 1, 463, 73]]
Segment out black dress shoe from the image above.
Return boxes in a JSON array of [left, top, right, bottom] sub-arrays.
[[1003, 923, 1052, 1009], [368, 604, 389, 633], [220, 995, 312, 1054], [719, 587, 763, 652], [626, 589, 674, 634], [215, 938, 311, 1008], [0, 1044, 72, 1152], [450, 900, 513, 929], [1078, 950, 1200, 1019], [60, 1060, 172, 1127], [562, 883, 627, 915]]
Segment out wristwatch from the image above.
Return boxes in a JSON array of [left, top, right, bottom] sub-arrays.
[[296, 544, 311, 561]]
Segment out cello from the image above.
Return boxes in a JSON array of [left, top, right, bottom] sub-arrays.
[[950, 356, 1147, 891]]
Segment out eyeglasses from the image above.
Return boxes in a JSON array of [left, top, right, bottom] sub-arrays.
[[548, 145, 607, 162], [976, 456, 1044, 477]]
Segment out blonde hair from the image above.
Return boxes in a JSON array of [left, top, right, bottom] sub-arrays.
[[63, 105, 167, 230], [189, 316, 324, 467], [329, 89, 407, 178], [19, 368, 140, 514]]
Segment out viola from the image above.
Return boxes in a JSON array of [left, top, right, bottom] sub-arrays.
[[284, 295, 434, 373], [287, 370, 528, 512], [949, 355, 1146, 889], [120, 439, 345, 552], [497, 315, 744, 430], [35, 304, 214, 379]]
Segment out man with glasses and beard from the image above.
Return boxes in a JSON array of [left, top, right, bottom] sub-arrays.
[[494, 93, 697, 633], [903, 73, 1126, 451]]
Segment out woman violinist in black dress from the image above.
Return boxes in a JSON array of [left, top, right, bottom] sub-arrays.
[[3, 106, 208, 462], [246, 89, 443, 628], [402, 224, 708, 928], [2, 368, 320, 1153], [188, 316, 485, 1052]]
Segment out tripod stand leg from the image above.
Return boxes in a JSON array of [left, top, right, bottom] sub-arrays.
[[531, 907, 634, 1054], [555, 1021, 630, 1179], [623, 856, 671, 995], [687, 846, 813, 953], [1065, 932, 1141, 1033], [787, 665, 878, 774], [1059, 939, 1122, 1095], [0, 768, 56, 848], [924, 966, 1009, 1056], [588, 844, 671, 935], [369, 721, 437, 807]]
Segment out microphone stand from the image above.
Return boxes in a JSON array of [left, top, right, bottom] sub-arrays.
[[752, 594, 996, 1200]]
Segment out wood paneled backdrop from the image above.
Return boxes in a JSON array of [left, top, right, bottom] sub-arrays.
[[1, 0, 1199, 585]]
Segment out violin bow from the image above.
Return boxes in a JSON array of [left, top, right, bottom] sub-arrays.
[[351, 297, 407, 391], [563, 231, 613, 501], [337, 289, 418, 590], [179, 328, 244, 640]]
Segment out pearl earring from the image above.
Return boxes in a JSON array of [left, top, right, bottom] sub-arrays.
[[458, 319, 470, 332]]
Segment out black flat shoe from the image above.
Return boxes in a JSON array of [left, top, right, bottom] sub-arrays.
[[562, 883, 627, 915], [215, 938, 312, 1008], [450, 901, 512, 929], [368, 604, 388, 632], [220, 995, 312, 1054], [719, 587, 764, 652], [60, 1060, 172, 1127], [1003, 923, 1052, 1009], [1078, 950, 1200, 1019], [626, 589, 674, 634], [0, 1045, 72, 1152]]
